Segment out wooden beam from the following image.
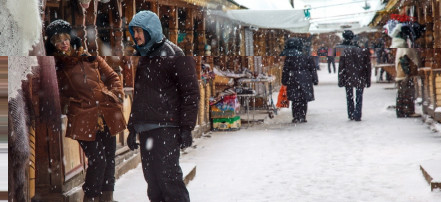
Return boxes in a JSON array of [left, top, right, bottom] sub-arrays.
[[150, 0, 160, 15], [110, 0, 123, 56], [168, 6, 179, 44], [85, 0, 98, 55], [196, 11, 206, 56], [124, 0, 136, 42], [122, 56, 134, 87], [143, 0, 198, 9], [72, 4, 87, 50], [185, 8, 195, 55]]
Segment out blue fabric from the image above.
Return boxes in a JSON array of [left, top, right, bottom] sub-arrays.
[[129, 10, 164, 56]]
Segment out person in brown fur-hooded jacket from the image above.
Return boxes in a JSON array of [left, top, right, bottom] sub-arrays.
[[45, 19, 126, 202], [45, 19, 87, 57]]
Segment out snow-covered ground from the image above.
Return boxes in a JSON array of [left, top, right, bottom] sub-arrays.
[[115, 64, 441, 201], [0, 152, 6, 192]]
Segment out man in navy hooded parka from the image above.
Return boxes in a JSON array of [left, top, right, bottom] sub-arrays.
[[126, 10, 200, 202]]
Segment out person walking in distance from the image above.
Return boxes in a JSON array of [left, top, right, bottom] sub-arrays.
[[281, 37, 318, 123], [337, 30, 371, 121]]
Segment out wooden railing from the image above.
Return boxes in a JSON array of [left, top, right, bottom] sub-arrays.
[[418, 68, 441, 121]]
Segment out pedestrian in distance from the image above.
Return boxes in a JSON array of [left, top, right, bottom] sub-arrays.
[[337, 30, 372, 122], [126, 10, 200, 202], [281, 37, 318, 123], [46, 19, 126, 202], [327, 47, 336, 74]]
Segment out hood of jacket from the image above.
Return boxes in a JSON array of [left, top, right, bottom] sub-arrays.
[[285, 38, 303, 51], [129, 10, 164, 56], [280, 38, 303, 56]]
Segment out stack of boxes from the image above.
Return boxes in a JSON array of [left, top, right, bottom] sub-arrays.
[[210, 94, 241, 131]]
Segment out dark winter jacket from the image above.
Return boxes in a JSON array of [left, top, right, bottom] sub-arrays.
[[337, 44, 371, 88], [132, 38, 185, 56], [56, 56, 126, 141], [281, 38, 318, 102], [127, 56, 200, 133]]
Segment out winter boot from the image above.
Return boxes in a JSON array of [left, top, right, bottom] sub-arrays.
[[100, 191, 117, 202], [83, 195, 100, 202], [298, 118, 307, 123]]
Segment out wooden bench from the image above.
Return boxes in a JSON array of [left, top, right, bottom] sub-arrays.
[[374, 64, 396, 82], [375, 64, 396, 77]]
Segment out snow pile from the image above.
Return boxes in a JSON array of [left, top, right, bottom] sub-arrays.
[[0, 0, 42, 55], [8, 57, 37, 101]]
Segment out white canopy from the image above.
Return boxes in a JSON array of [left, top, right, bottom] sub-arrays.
[[209, 10, 310, 33]]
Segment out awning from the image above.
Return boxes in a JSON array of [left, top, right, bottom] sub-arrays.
[[219, 10, 310, 33]]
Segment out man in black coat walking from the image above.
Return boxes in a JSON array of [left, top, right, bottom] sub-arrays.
[[281, 38, 318, 123], [337, 30, 371, 121], [126, 10, 200, 202]]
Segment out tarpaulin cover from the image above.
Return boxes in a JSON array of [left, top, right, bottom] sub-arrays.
[[210, 10, 310, 33]]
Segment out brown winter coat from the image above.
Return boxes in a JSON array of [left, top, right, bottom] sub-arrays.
[[56, 56, 126, 141]]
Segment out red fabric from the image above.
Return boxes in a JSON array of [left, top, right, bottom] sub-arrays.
[[276, 85, 289, 108]]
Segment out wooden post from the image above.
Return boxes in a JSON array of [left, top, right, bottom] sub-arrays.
[[196, 11, 206, 56], [185, 8, 195, 56], [108, 0, 123, 56], [150, 0, 160, 15], [240, 27, 246, 56], [424, 2, 434, 68], [169, 6, 179, 45], [85, 0, 98, 55], [124, 0, 136, 42], [122, 56, 134, 87], [195, 56, 202, 79], [72, 5, 87, 51], [431, 0, 440, 48]]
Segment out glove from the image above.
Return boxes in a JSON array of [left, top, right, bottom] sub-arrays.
[[127, 132, 139, 150], [367, 82, 371, 88], [179, 129, 193, 149]]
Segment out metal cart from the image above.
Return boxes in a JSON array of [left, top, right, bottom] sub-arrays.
[[236, 76, 277, 121]]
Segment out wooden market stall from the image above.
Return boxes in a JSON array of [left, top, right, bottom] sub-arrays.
[[370, 0, 441, 121], [370, 0, 441, 192]]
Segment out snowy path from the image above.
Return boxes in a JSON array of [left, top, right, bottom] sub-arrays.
[[115, 65, 441, 201]]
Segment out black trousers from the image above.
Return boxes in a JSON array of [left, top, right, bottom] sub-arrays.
[[292, 100, 308, 120], [314, 56, 320, 70], [345, 87, 364, 120], [78, 125, 116, 197], [327, 57, 335, 73], [396, 78, 415, 117], [139, 128, 190, 202]]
